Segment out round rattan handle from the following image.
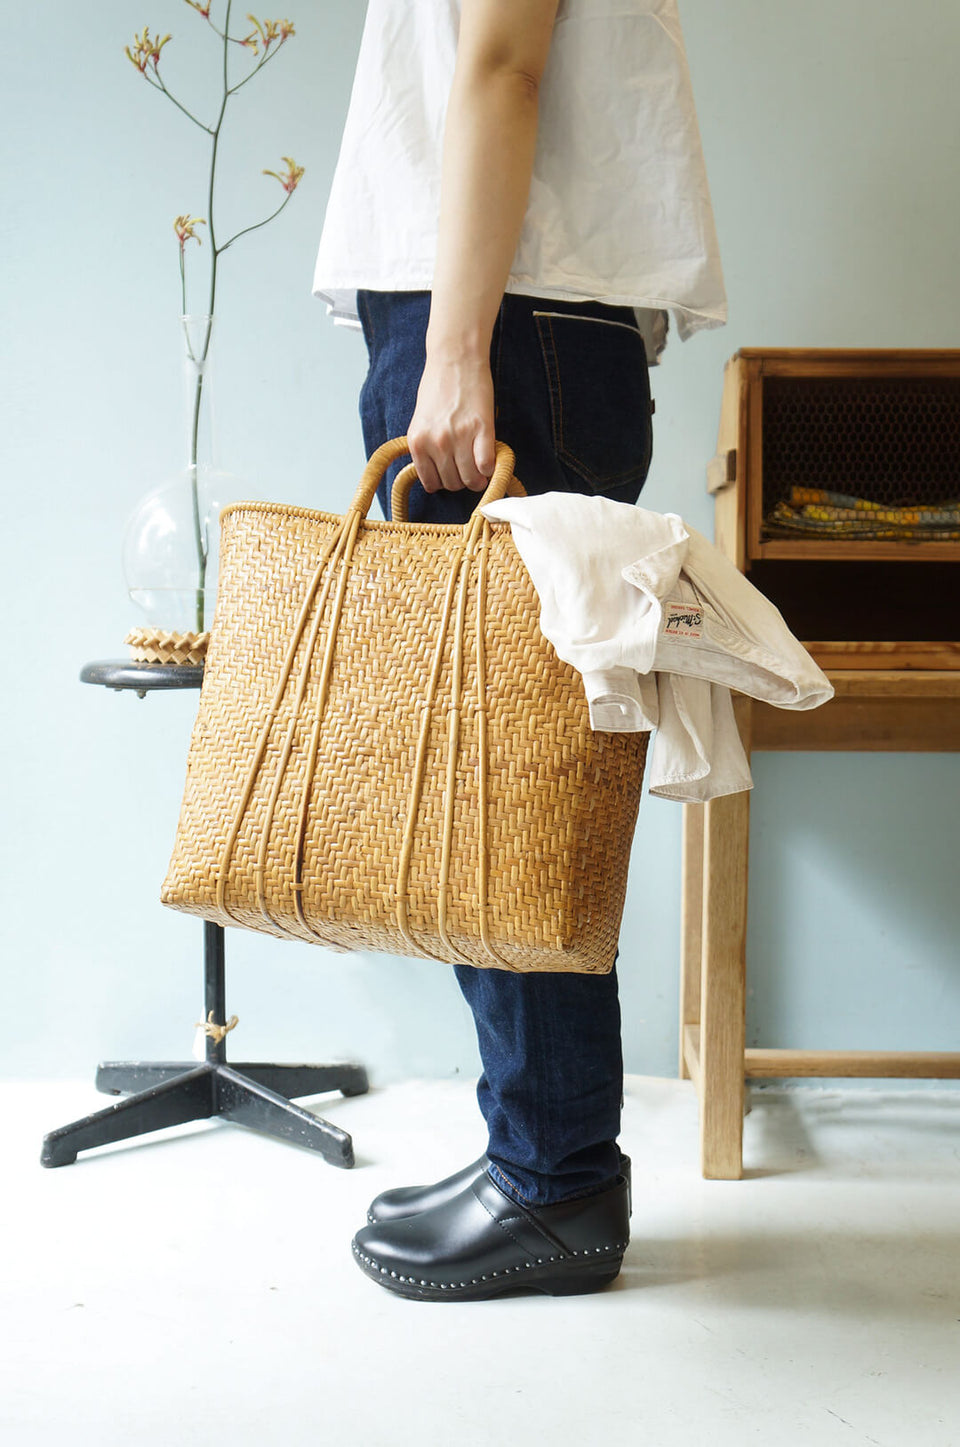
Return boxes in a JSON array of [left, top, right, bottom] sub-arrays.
[[390, 454, 528, 522], [349, 435, 526, 521]]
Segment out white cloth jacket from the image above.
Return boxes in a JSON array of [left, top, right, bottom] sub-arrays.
[[478, 493, 835, 801], [311, 0, 727, 362]]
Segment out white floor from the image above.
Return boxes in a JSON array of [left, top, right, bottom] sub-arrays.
[[3, 1073, 959, 1447]]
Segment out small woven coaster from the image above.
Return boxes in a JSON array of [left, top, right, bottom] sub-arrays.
[[124, 627, 210, 666]]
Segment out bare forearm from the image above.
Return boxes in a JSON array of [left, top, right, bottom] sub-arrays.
[[426, 68, 541, 364]]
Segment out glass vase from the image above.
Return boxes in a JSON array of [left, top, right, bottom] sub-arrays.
[[123, 314, 247, 639]]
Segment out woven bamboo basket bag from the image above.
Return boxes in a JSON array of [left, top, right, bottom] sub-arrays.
[[161, 436, 649, 973]]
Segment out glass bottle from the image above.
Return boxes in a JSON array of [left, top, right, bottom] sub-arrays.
[[123, 314, 246, 638]]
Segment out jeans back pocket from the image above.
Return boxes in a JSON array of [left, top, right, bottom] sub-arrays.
[[533, 309, 653, 496]]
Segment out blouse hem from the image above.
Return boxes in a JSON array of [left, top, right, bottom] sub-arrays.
[[311, 280, 726, 342]]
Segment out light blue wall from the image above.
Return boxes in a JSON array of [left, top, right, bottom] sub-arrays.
[[2, 0, 958, 1086]]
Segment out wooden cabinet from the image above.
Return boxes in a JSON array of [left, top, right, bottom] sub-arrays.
[[680, 350, 960, 1179], [708, 349, 960, 669]]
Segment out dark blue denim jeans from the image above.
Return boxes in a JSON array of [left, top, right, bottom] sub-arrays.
[[356, 288, 654, 1205]]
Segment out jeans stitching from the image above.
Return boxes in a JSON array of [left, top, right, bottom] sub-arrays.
[[534, 310, 651, 493], [491, 1159, 624, 1208], [489, 1161, 538, 1206], [546, 316, 564, 457], [533, 314, 563, 469], [531, 309, 645, 339], [560, 454, 649, 491]]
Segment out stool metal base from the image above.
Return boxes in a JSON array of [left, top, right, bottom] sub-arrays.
[[41, 920, 369, 1170], [52, 662, 371, 1170], [40, 1057, 368, 1170]]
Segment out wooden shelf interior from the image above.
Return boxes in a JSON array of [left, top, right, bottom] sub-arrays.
[[745, 557, 960, 652]]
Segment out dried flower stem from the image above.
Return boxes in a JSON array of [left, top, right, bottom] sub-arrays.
[[126, 0, 302, 629]]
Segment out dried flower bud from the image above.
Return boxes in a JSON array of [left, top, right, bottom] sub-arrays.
[[174, 215, 207, 250], [125, 27, 172, 74], [244, 15, 295, 55], [262, 156, 305, 194]]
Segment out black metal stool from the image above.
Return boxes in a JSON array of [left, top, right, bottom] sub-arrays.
[[41, 660, 369, 1170]]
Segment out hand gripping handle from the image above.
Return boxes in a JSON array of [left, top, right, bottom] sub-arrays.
[[346, 435, 527, 522]]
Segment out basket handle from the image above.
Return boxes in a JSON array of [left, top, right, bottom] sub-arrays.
[[348, 435, 527, 522]]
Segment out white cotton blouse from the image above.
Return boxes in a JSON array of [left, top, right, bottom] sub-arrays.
[[311, 0, 728, 363]]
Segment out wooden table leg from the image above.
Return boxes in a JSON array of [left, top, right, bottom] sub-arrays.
[[679, 803, 705, 1079], [699, 786, 750, 1179]]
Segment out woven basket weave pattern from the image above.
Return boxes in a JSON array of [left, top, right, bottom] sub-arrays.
[[161, 440, 647, 973], [125, 628, 210, 666]]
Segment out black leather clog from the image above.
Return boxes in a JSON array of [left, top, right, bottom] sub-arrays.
[[366, 1155, 490, 1224], [352, 1168, 630, 1302]]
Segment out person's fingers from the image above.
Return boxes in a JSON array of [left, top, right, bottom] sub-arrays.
[[409, 438, 443, 494], [435, 440, 466, 492], [409, 414, 495, 493], [469, 426, 497, 491], [456, 436, 489, 492]]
